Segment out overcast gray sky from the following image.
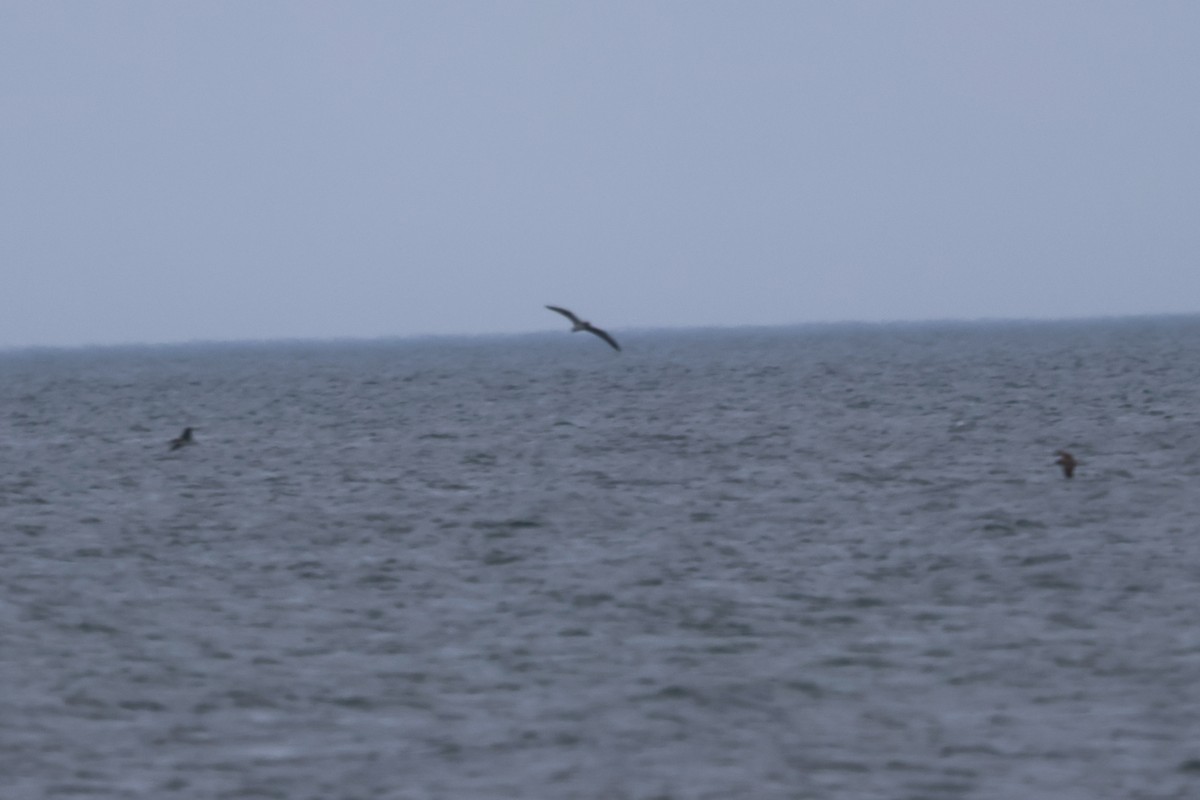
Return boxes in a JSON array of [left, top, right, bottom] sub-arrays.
[[2, 2, 1197, 348]]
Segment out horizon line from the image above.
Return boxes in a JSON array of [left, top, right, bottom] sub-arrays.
[[3, 311, 1199, 355]]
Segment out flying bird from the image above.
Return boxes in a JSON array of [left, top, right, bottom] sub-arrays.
[[1054, 450, 1076, 479], [545, 305, 620, 351], [169, 427, 194, 451]]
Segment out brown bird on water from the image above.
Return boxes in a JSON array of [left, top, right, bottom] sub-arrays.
[[1055, 450, 1077, 478]]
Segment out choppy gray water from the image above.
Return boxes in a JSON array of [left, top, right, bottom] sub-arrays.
[[2, 319, 1199, 800]]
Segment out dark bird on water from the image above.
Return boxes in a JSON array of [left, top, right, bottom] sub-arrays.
[[545, 305, 621, 351], [1055, 450, 1077, 478], [169, 427, 194, 451]]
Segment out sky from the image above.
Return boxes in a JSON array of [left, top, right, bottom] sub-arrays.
[[2, 2, 1198, 348]]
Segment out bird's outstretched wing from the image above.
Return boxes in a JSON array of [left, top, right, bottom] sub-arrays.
[[169, 427, 193, 450], [545, 305, 581, 325], [585, 325, 621, 352]]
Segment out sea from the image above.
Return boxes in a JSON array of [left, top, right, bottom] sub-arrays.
[[2, 317, 1199, 800]]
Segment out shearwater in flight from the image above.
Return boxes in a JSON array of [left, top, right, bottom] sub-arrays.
[[545, 305, 621, 352], [169, 427, 194, 451], [1055, 450, 1077, 479]]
